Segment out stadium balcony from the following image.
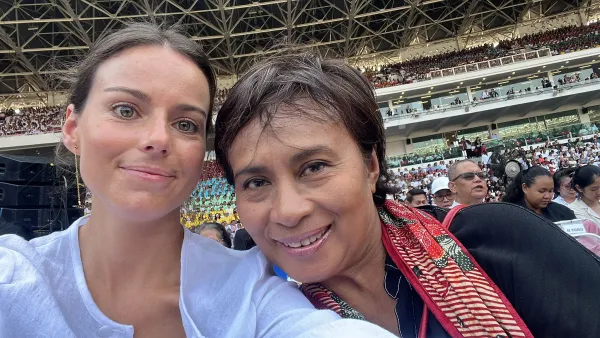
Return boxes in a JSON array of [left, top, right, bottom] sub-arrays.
[[368, 23, 600, 90]]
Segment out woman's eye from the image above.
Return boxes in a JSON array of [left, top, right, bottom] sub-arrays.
[[302, 162, 326, 176], [175, 120, 198, 133], [114, 105, 135, 118], [244, 179, 269, 190]]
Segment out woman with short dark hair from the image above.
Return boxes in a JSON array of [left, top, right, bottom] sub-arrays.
[[215, 51, 600, 337], [215, 51, 534, 337]]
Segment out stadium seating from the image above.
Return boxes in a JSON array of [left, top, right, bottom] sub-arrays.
[[367, 23, 600, 89], [0, 106, 63, 137]]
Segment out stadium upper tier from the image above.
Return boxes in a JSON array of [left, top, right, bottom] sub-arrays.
[[367, 23, 600, 89]]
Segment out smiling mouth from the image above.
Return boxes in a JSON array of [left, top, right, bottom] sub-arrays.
[[282, 226, 330, 248]]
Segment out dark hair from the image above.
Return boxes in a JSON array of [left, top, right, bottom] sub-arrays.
[[195, 222, 232, 248], [502, 166, 552, 203], [553, 168, 575, 194], [406, 188, 427, 203], [572, 165, 600, 195], [55, 22, 216, 169], [233, 228, 256, 251], [214, 51, 396, 205]]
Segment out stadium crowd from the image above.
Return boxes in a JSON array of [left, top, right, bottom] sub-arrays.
[[367, 23, 600, 88], [0, 106, 63, 137]]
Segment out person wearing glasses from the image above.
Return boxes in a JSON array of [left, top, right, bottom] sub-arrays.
[[502, 166, 575, 222], [553, 168, 577, 206], [447, 159, 488, 207], [430, 177, 455, 208]]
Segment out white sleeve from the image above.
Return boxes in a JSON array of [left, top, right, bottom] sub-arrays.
[[250, 259, 395, 338], [0, 235, 75, 338]]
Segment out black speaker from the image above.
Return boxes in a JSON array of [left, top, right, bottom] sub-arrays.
[[582, 107, 589, 114], [491, 123, 498, 130], [0, 207, 83, 231], [406, 139, 412, 145], [0, 182, 78, 207], [0, 154, 54, 183]]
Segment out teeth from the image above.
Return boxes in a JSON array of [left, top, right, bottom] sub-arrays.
[[283, 228, 328, 248]]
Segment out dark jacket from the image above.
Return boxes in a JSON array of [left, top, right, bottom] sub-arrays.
[[516, 199, 576, 222], [448, 203, 600, 338]]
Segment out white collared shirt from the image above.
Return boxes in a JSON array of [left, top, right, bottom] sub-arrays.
[[0, 216, 394, 338], [569, 199, 600, 228], [553, 195, 573, 207]]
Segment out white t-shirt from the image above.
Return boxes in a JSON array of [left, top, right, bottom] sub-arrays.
[[0, 216, 394, 338]]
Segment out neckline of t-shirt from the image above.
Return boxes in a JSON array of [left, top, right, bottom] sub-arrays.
[[69, 215, 134, 334]]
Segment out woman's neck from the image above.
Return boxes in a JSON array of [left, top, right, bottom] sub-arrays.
[[524, 198, 543, 215], [582, 196, 600, 210], [564, 195, 577, 204], [79, 199, 184, 291], [321, 210, 389, 316]]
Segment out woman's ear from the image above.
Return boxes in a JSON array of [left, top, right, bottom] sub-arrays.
[[367, 148, 380, 194], [62, 104, 79, 155]]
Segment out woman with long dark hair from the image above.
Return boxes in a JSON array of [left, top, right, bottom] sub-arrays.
[[502, 166, 575, 222], [569, 165, 600, 227]]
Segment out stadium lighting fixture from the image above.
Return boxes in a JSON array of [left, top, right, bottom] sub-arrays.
[[512, 72, 515, 74], [14, 108, 20, 114], [565, 61, 569, 64], [508, 76, 511, 79], [428, 91, 431, 93], [430, 87, 434, 89], [459, 82, 463, 85], [537, 70, 541, 72], [561, 66, 564, 68], [543, 66, 546, 68], [421, 95, 431, 99], [482, 78, 486, 80]]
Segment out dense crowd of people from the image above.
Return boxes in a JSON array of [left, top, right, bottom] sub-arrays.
[[0, 106, 62, 137], [367, 23, 600, 88], [2, 25, 600, 139]]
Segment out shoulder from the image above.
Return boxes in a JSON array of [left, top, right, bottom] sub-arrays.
[[546, 201, 576, 220], [182, 230, 279, 300], [0, 229, 70, 284]]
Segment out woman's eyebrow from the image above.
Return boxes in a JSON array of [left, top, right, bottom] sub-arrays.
[[104, 86, 150, 102]]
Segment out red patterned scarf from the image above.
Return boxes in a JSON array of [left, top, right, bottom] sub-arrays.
[[302, 200, 533, 337]]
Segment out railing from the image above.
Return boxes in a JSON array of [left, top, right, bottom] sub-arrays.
[[428, 48, 552, 79], [387, 122, 600, 168], [384, 77, 600, 122]]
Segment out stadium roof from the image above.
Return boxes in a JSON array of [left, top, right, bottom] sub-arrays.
[[0, 0, 599, 102]]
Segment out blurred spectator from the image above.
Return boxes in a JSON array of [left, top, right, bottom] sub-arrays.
[[431, 177, 455, 208], [192, 222, 232, 248], [406, 188, 428, 207]]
